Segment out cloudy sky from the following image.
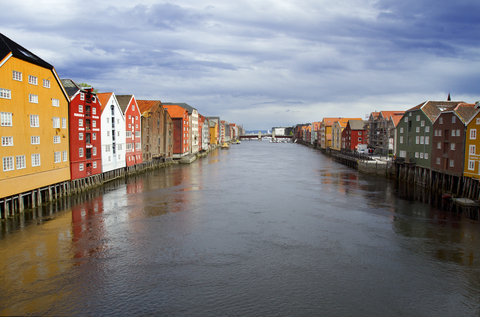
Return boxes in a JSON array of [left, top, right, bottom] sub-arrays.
[[2, 0, 480, 129]]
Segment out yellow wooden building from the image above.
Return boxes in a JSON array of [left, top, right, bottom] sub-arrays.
[[331, 118, 363, 151], [0, 34, 70, 199], [209, 120, 219, 145], [464, 106, 480, 178]]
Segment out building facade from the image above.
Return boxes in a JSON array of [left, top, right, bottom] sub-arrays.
[[117, 95, 143, 166]]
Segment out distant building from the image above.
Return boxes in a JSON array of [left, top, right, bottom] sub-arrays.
[[164, 105, 190, 158], [117, 95, 143, 166]]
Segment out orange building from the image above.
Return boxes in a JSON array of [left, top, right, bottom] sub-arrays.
[[164, 105, 189, 158]]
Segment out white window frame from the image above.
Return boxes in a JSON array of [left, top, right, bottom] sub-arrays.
[[43, 79, 50, 88], [31, 136, 40, 144], [29, 94, 38, 103], [30, 115, 39, 127], [452, 116, 456, 123], [0, 88, 11, 99], [425, 126, 430, 133], [3, 156, 14, 171], [470, 145, 476, 155], [468, 160, 475, 170], [79, 163, 84, 171], [450, 143, 455, 150], [52, 117, 60, 129], [79, 133, 83, 140], [52, 99, 60, 107], [63, 151, 68, 162], [16, 155, 26, 169], [1, 112, 12, 126], [2, 136, 13, 146], [12, 71, 22, 81], [79, 148, 84, 157], [31, 153, 41, 167], [450, 160, 454, 167], [62, 118, 67, 129], [53, 135, 60, 144], [28, 75, 38, 85], [470, 129, 477, 140], [436, 157, 441, 165], [425, 136, 429, 145], [54, 151, 61, 163], [437, 142, 441, 149]]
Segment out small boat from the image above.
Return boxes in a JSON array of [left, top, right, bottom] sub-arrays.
[[221, 142, 230, 149]]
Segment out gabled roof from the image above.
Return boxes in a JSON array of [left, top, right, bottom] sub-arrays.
[[407, 100, 463, 123], [116, 95, 134, 113], [137, 100, 162, 116], [454, 103, 476, 123], [97, 92, 114, 113], [0, 33, 53, 69], [61, 79, 81, 98], [347, 120, 366, 130], [164, 104, 187, 118], [322, 117, 342, 127], [163, 102, 196, 114], [379, 111, 405, 120]]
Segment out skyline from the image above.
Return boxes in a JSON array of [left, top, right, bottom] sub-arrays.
[[2, 0, 480, 129]]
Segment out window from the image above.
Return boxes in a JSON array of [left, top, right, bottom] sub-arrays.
[[12, 71, 22, 81], [400, 136, 403, 144], [52, 117, 60, 128], [439, 117, 443, 124], [415, 152, 419, 158], [31, 136, 40, 144], [107, 118, 109, 123], [93, 147, 97, 156], [452, 116, 456, 123], [400, 127, 404, 133], [477, 118, 480, 125], [438, 130, 442, 136], [135, 143, 141, 149], [470, 129, 477, 139], [404, 117, 408, 122], [43, 79, 50, 88], [29, 94, 38, 103], [470, 145, 476, 155], [107, 131, 110, 137], [63, 151, 67, 161], [126, 131, 132, 138], [400, 150, 406, 158], [425, 136, 429, 145], [451, 130, 455, 137], [52, 99, 59, 107], [425, 126, 430, 133], [80, 93, 85, 101], [92, 133, 96, 140], [62, 118, 67, 129], [450, 160, 454, 167], [79, 104, 83, 113], [436, 158, 441, 165], [129, 115, 131, 120], [2, 136, 13, 146], [79, 163, 84, 171], [92, 107, 96, 115], [456, 129, 460, 136], [79, 148, 84, 157], [31, 153, 41, 167], [420, 153, 424, 158], [420, 136, 424, 144], [54, 151, 61, 163], [128, 124, 131, 128], [1, 112, 12, 126], [425, 152, 429, 160], [30, 115, 39, 127], [92, 120, 96, 128], [79, 119, 83, 127], [437, 142, 442, 149], [416, 115, 420, 121], [0, 88, 11, 99], [416, 127, 420, 133], [136, 124, 138, 129], [421, 121, 425, 127], [416, 136, 419, 144], [3, 157, 14, 171], [469, 160, 475, 170], [118, 144, 122, 150], [28, 75, 38, 85], [93, 161, 97, 168], [451, 143, 455, 150], [53, 135, 60, 143], [132, 105, 135, 111], [16, 155, 25, 169], [79, 133, 83, 140], [106, 145, 111, 152]]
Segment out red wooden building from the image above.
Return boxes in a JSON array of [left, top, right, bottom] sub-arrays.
[[342, 120, 367, 150], [117, 95, 143, 166], [164, 105, 190, 158], [61, 79, 102, 179]]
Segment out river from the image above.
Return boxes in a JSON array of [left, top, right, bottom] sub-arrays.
[[1, 141, 480, 316]]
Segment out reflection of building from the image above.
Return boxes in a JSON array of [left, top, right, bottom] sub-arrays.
[[0, 34, 71, 198], [72, 195, 105, 259]]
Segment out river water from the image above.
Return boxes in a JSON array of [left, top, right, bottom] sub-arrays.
[[1, 141, 480, 316]]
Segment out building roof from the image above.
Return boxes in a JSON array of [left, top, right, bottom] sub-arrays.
[[116, 95, 134, 113], [322, 117, 342, 127], [407, 100, 464, 122], [137, 100, 162, 116], [97, 92, 113, 113], [163, 102, 196, 114], [454, 103, 477, 123], [0, 33, 53, 69], [60, 79, 80, 98], [164, 104, 187, 118], [347, 120, 366, 130]]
